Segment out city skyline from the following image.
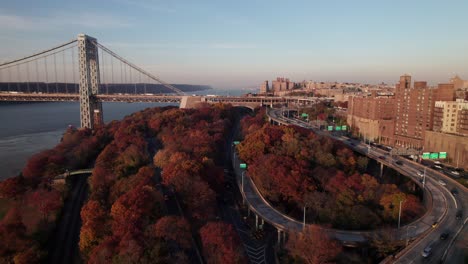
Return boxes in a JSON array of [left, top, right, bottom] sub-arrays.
[[1, 0, 468, 89]]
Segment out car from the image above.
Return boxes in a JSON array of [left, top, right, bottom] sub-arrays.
[[438, 180, 447, 186], [394, 160, 403, 165], [456, 210, 462, 220], [378, 156, 386, 160], [432, 221, 438, 228], [422, 244, 433, 258], [350, 143, 355, 146], [434, 165, 443, 170], [440, 232, 449, 240], [451, 188, 458, 196], [417, 171, 424, 177]]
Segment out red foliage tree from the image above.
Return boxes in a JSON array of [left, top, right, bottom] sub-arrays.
[[183, 180, 216, 220], [0, 177, 25, 199], [87, 236, 118, 264], [0, 207, 29, 257], [110, 185, 161, 237], [286, 225, 341, 264], [153, 216, 191, 249], [199, 222, 245, 264], [27, 189, 62, 220], [22, 151, 49, 182], [79, 200, 108, 255]]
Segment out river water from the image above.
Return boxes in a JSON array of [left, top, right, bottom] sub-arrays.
[[0, 89, 253, 180]]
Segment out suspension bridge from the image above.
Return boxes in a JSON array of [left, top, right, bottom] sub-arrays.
[[0, 34, 318, 129]]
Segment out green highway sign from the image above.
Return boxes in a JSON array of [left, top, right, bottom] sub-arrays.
[[240, 163, 247, 169], [233, 141, 240, 145], [341, 125, 347, 131], [335, 126, 342, 131], [327, 126, 333, 131], [439, 152, 447, 159], [429, 153, 439, 159], [301, 113, 309, 117], [422, 152, 430, 159]]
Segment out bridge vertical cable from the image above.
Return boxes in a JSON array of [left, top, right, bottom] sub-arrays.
[[0, 39, 77, 94], [93, 41, 185, 95]]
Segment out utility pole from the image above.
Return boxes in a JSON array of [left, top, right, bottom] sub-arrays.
[[242, 171, 246, 192], [303, 206, 306, 229], [422, 167, 426, 190], [398, 200, 403, 229]]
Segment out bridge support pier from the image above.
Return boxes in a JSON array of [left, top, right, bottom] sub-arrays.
[[255, 214, 258, 230], [78, 34, 103, 129]]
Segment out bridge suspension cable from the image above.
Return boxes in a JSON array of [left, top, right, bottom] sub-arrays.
[[93, 41, 185, 95], [0, 39, 77, 68]]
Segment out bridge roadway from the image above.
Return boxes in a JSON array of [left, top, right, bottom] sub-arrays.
[[0, 92, 328, 106], [266, 108, 466, 263], [54, 168, 94, 180]]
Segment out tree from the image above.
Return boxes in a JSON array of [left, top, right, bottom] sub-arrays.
[[0, 177, 25, 199], [200, 222, 245, 264], [379, 187, 406, 222], [22, 151, 49, 182], [110, 185, 162, 237], [286, 225, 341, 264], [80, 200, 108, 256], [27, 189, 62, 221], [0, 207, 29, 257], [185, 181, 216, 220], [13, 245, 45, 264], [153, 216, 191, 249], [370, 228, 403, 258]]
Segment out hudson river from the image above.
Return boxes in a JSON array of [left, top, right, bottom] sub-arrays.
[[0, 89, 251, 180]]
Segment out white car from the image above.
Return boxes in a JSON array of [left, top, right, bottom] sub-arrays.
[[438, 180, 447, 186], [450, 171, 460, 176], [422, 244, 433, 258]]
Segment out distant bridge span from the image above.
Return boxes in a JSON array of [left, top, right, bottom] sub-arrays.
[[0, 92, 325, 110]]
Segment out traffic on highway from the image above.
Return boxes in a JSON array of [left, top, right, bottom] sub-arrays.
[[268, 108, 467, 264]]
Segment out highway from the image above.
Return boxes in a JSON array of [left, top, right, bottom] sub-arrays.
[[267, 108, 467, 263]]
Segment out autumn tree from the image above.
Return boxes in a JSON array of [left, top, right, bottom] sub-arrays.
[[0, 207, 29, 260], [286, 225, 341, 264], [153, 216, 191, 249], [27, 189, 62, 221], [199, 222, 245, 264], [0, 177, 25, 199], [80, 200, 108, 257]]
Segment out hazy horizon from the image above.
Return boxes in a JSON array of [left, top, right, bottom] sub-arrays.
[[1, 0, 467, 89]]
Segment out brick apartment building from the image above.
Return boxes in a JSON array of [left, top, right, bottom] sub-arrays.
[[347, 91, 395, 145], [347, 74, 468, 169]]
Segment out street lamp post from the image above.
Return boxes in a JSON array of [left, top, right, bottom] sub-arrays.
[[303, 206, 306, 229], [398, 200, 404, 229], [241, 171, 246, 191], [422, 167, 426, 190]]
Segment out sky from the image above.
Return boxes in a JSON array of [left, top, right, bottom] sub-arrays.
[[0, 0, 467, 89]]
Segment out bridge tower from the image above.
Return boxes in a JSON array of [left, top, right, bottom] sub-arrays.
[[77, 34, 103, 129]]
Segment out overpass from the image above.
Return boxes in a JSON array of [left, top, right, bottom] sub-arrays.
[[231, 107, 454, 250]]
